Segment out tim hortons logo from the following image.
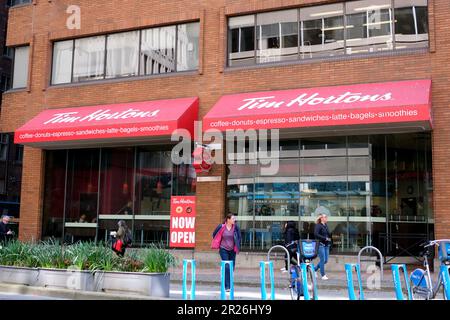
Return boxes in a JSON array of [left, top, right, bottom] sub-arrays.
[[237, 92, 393, 111], [43, 108, 161, 125]]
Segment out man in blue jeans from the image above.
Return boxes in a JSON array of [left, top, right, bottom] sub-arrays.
[[314, 213, 331, 280]]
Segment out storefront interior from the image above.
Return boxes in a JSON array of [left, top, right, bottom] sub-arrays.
[[42, 146, 196, 246], [227, 132, 434, 255]]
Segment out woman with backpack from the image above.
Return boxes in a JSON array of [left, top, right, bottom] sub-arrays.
[[211, 213, 241, 292], [111, 220, 132, 257]]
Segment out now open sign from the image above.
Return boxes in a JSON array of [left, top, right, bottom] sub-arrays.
[[169, 196, 196, 248]]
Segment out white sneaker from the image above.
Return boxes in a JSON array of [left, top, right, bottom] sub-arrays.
[[280, 267, 287, 272], [321, 275, 329, 280]]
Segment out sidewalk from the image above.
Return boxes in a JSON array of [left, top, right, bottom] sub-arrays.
[[169, 265, 440, 292]]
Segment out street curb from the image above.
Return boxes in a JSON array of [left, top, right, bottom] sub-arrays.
[[0, 283, 171, 300]]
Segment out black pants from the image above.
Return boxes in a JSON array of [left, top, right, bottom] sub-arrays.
[[284, 243, 299, 269]]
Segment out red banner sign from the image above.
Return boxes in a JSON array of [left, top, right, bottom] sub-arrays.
[[203, 79, 432, 131], [14, 97, 199, 147], [169, 196, 196, 248]]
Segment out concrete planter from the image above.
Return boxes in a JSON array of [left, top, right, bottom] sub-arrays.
[[0, 266, 39, 286], [36, 268, 95, 291], [94, 271, 170, 297]]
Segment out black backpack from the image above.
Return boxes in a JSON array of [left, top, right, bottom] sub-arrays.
[[123, 230, 133, 247]]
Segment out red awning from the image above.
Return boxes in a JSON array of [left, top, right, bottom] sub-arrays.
[[203, 80, 432, 134], [15, 97, 198, 148]]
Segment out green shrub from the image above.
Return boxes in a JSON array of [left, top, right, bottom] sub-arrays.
[[0, 240, 177, 273], [140, 244, 178, 273]]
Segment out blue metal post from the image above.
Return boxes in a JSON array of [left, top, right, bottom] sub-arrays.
[[260, 261, 275, 300], [345, 263, 364, 300], [391, 264, 412, 300], [220, 260, 234, 300], [300, 263, 318, 300], [441, 265, 450, 300], [182, 259, 196, 300]]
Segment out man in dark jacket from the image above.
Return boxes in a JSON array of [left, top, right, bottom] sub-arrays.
[[314, 214, 331, 280], [0, 215, 14, 243], [283, 221, 300, 271]]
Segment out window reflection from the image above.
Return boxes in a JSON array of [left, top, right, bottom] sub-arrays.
[[257, 9, 298, 63], [106, 31, 140, 78], [395, 0, 429, 49], [346, 0, 393, 54], [301, 4, 345, 58], [227, 0, 428, 66], [140, 26, 176, 75], [73, 36, 106, 82], [228, 15, 256, 66]]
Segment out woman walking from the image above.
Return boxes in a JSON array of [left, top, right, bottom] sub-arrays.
[[111, 220, 132, 257], [211, 213, 242, 292], [314, 213, 332, 280]]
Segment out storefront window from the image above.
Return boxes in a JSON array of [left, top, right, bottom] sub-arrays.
[[99, 147, 134, 217], [256, 9, 298, 63], [64, 149, 99, 242], [135, 149, 172, 216], [140, 26, 176, 75], [43, 146, 196, 246], [395, 0, 429, 49], [42, 150, 66, 241], [227, 133, 433, 254], [73, 36, 106, 82], [106, 31, 140, 78]]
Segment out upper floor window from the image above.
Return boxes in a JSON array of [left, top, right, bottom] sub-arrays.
[[11, 46, 29, 89], [8, 0, 31, 7], [0, 134, 9, 161], [51, 22, 200, 85], [227, 0, 429, 67]]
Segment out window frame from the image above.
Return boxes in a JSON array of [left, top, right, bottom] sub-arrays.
[[50, 21, 200, 86]]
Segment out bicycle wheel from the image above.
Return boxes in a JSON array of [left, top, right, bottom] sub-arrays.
[[289, 266, 302, 300], [306, 264, 318, 300]]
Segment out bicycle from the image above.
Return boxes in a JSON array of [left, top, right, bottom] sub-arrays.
[[410, 239, 450, 300], [288, 239, 319, 300]]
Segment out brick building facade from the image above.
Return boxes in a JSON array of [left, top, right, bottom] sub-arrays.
[[0, 0, 448, 255]]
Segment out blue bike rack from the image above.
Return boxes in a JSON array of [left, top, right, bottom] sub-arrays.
[[220, 260, 234, 300], [260, 261, 275, 300], [345, 263, 364, 300], [441, 265, 450, 300], [300, 263, 318, 300], [182, 259, 196, 300], [391, 264, 412, 300]]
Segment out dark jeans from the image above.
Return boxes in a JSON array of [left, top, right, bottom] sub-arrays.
[[219, 247, 236, 290]]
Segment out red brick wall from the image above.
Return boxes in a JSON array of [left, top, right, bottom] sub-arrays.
[[1, 0, 449, 249]]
